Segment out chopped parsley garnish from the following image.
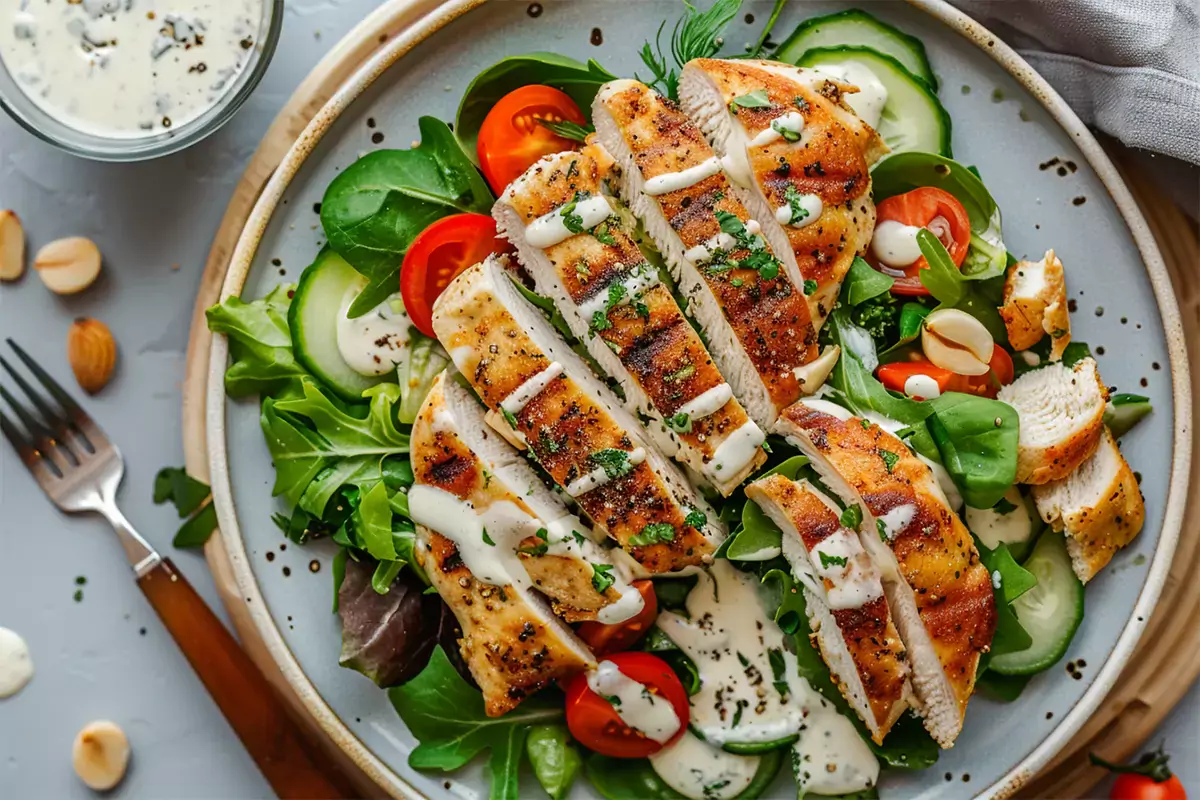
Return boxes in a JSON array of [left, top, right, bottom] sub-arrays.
[[818, 551, 848, 569], [664, 363, 695, 383], [730, 89, 771, 109], [634, 301, 650, 319], [603, 693, 622, 707], [784, 185, 813, 225], [768, 647, 789, 697], [591, 563, 616, 593], [993, 497, 1019, 515], [590, 311, 612, 332], [839, 504, 863, 529], [629, 522, 676, 546], [481, 528, 496, 547], [877, 518, 889, 542], [860, 418, 872, 429], [684, 508, 707, 529], [518, 528, 550, 556], [560, 192, 588, 233], [538, 429, 561, 453], [501, 407, 518, 429], [666, 411, 693, 433], [880, 449, 900, 473], [590, 448, 634, 480], [802, 278, 817, 295], [730, 278, 743, 287], [771, 117, 802, 142], [592, 220, 618, 245], [712, 210, 782, 281], [572, 530, 588, 546], [575, 259, 591, 279], [712, 190, 725, 202], [731, 700, 746, 727]]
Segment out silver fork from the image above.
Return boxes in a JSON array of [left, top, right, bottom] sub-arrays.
[[0, 339, 353, 799]]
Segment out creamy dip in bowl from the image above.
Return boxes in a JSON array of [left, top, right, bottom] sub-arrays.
[[0, 0, 281, 161]]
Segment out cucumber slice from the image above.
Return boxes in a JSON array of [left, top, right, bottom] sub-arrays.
[[794, 46, 952, 157], [289, 248, 386, 402], [989, 531, 1084, 676], [775, 8, 937, 89]]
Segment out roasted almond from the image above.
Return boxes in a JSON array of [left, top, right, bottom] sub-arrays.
[[0, 210, 25, 282], [67, 318, 118, 394], [35, 236, 102, 294]]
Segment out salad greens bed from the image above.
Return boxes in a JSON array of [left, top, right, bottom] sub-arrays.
[[203, 2, 1154, 798]]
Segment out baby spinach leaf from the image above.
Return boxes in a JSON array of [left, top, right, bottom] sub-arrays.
[[977, 540, 1037, 605], [826, 312, 932, 428], [924, 392, 1018, 510], [456, 53, 617, 157], [389, 646, 563, 800], [872, 152, 1007, 280], [152, 467, 218, 548], [321, 117, 493, 317], [974, 538, 1035, 659], [526, 724, 582, 800], [841, 256, 894, 306], [205, 285, 309, 398], [976, 670, 1031, 702]]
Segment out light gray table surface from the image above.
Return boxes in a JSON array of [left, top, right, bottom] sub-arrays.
[[0, 1, 1195, 798]]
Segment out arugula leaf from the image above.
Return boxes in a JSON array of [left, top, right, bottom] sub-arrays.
[[526, 724, 582, 800], [925, 392, 1019, 509], [205, 285, 308, 398], [320, 118, 493, 317], [456, 53, 617, 157], [152, 467, 218, 548], [629, 523, 677, 546], [390, 646, 563, 800], [537, 118, 594, 143]]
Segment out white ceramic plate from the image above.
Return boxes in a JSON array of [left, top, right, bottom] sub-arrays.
[[205, 1, 1190, 797]]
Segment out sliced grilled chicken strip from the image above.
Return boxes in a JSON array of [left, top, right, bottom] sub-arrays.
[[1001, 249, 1071, 360], [414, 527, 595, 716], [593, 79, 819, 428], [1032, 427, 1145, 583], [746, 474, 911, 743], [997, 358, 1108, 485], [495, 151, 767, 494], [678, 59, 885, 330], [410, 372, 644, 623], [775, 401, 996, 748], [432, 256, 724, 573]]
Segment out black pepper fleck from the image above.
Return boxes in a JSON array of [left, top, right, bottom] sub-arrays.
[[527, 2, 543, 17], [371, 131, 385, 144], [590, 27, 603, 46]]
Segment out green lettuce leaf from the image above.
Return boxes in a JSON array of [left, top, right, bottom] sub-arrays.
[[526, 724, 582, 800], [205, 285, 308, 397]]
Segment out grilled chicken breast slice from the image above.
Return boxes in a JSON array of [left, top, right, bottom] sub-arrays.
[[746, 474, 911, 743], [593, 79, 819, 428], [411, 372, 643, 623], [1001, 249, 1071, 360], [432, 255, 724, 573], [775, 402, 996, 748], [997, 358, 1107, 485], [495, 151, 766, 494], [1032, 427, 1145, 582], [678, 59, 885, 331]]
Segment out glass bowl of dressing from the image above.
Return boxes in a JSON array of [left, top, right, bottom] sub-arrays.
[[0, 0, 283, 162]]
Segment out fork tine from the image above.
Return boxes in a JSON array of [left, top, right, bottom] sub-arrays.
[[0, 383, 55, 445], [0, 400, 66, 478], [0, 355, 70, 433], [0, 406, 37, 466], [6, 339, 89, 423]]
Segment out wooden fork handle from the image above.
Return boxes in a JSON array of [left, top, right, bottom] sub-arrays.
[[138, 558, 357, 799]]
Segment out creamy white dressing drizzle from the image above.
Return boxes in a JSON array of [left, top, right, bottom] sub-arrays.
[[0, 627, 33, 698], [903, 373, 942, 401], [0, 0, 265, 138], [871, 220, 924, 269], [684, 232, 737, 266], [675, 383, 733, 422], [775, 192, 823, 228], [800, 398, 855, 421], [705, 421, 765, 480], [965, 488, 1033, 551], [792, 714, 879, 796], [649, 733, 760, 800], [564, 448, 646, 498], [811, 61, 889, 130], [644, 156, 723, 196], [336, 288, 411, 377], [500, 362, 563, 416], [525, 196, 613, 248], [587, 660, 682, 743], [746, 111, 805, 148], [576, 263, 661, 318], [408, 485, 535, 587], [877, 503, 917, 542]]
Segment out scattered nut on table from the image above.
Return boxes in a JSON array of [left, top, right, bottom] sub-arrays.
[[67, 318, 118, 394], [34, 236, 102, 294], [0, 210, 25, 282], [72, 720, 130, 791]]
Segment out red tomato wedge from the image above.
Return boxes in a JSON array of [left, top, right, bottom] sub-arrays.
[[875, 187, 972, 296], [565, 652, 688, 759], [577, 581, 657, 656], [401, 213, 505, 337], [477, 85, 588, 194], [878, 345, 1014, 400]]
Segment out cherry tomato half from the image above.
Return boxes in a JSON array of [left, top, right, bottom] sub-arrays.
[[1110, 774, 1187, 800], [400, 213, 506, 337], [875, 187, 972, 296], [565, 652, 689, 759], [477, 85, 587, 194], [577, 581, 657, 656]]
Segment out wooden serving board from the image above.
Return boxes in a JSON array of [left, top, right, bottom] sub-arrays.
[[180, 5, 1200, 797]]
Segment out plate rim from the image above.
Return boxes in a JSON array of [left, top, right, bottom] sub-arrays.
[[203, 1, 1193, 797]]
